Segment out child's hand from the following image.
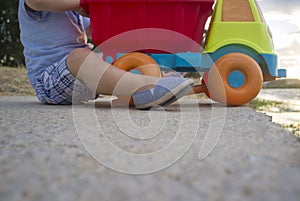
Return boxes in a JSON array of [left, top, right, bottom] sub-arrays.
[[77, 32, 88, 44], [75, 6, 89, 17]]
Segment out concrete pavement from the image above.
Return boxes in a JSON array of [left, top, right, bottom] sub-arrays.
[[0, 96, 299, 201]]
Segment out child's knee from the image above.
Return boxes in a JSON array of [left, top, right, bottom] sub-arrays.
[[69, 48, 92, 59], [67, 48, 93, 76]]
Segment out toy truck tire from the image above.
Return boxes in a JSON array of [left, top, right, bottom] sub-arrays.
[[206, 53, 263, 106], [113, 52, 162, 77]]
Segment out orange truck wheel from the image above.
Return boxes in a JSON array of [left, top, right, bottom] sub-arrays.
[[206, 53, 263, 106], [113, 52, 162, 77]]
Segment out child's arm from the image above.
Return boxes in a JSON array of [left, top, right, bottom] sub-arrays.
[[86, 26, 92, 38], [25, 0, 80, 12]]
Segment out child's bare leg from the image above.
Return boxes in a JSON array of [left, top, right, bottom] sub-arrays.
[[67, 48, 160, 96], [67, 48, 194, 109]]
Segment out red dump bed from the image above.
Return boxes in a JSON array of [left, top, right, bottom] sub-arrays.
[[81, 0, 214, 46]]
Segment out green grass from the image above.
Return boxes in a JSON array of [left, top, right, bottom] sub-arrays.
[[0, 66, 35, 96], [282, 123, 300, 138], [263, 79, 300, 89], [246, 98, 287, 112], [247, 98, 300, 137]]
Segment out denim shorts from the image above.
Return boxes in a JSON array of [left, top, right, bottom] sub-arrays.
[[34, 55, 96, 105]]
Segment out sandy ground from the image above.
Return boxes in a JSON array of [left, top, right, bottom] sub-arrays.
[[0, 96, 300, 201]]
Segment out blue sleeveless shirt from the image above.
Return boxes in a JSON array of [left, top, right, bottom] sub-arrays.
[[18, 0, 90, 87]]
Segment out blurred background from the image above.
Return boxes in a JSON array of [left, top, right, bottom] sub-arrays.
[[1, 0, 24, 67], [258, 0, 300, 79]]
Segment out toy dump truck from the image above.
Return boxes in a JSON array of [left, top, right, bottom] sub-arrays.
[[80, 0, 286, 105]]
